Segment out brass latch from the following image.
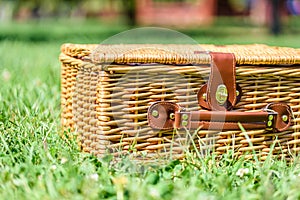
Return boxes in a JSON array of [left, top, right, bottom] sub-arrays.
[[216, 84, 228, 105]]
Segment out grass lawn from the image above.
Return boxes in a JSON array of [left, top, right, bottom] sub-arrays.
[[0, 18, 300, 199]]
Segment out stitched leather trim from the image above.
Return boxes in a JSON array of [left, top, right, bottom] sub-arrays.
[[265, 103, 293, 132], [147, 102, 179, 130], [207, 52, 236, 111]]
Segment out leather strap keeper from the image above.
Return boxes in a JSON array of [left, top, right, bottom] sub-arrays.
[[148, 102, 292, 132], [198, 52, 239, 111]]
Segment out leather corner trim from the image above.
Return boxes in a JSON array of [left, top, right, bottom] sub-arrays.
[[147, 102, 180, 130], [265, 103, 293, 132]]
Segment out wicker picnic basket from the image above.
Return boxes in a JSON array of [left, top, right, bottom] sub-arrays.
[[60, 43, 300, 160]]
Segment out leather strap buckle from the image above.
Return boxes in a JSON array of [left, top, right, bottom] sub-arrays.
[[198, 83, 242, 111]]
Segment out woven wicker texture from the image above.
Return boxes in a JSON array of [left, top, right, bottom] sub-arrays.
[[60, 43, 300, 160]]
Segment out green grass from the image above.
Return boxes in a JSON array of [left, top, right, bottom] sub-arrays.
[[1, 18, 300, 199]]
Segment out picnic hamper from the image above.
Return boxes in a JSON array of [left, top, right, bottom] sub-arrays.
[[60, 43, 300, 160]]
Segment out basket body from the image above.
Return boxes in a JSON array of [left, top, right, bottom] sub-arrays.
[[60, 44, 300, 160]]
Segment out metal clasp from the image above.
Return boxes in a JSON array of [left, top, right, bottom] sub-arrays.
[[216, 84, 228, 105]]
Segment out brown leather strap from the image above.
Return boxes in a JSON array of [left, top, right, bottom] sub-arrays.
[[148, 102, 292, 132], [176, 110, 269, 122], [208, 52, 236, 110], [174, 111, 275, 130]]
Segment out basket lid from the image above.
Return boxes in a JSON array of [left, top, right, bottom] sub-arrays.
[[61, 43, 300, 65]]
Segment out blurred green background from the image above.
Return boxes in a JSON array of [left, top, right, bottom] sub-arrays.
[[0, 0, 299, 46]]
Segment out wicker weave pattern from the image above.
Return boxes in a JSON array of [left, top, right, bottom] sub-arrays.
[[61, 43, 300, 65], [60, 44, 300, 160]]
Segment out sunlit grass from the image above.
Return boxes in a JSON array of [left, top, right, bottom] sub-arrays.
[[0, 19, 300, 199]]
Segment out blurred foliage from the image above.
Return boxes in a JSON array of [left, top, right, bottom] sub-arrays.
[[0, 17, 299, 47], [0, 0, 123, 20]]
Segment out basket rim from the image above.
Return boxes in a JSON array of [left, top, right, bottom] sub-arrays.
[[61, 43, 300, 66]]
